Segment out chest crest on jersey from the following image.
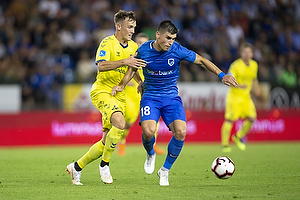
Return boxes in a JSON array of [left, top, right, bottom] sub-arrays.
[[168, 58, 174, 66]]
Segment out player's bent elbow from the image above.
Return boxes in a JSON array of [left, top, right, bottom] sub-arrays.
[[97, 63, 105, 72], [97, 61, 110, 72]]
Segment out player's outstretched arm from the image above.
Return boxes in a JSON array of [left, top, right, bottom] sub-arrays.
[[194, 54, 238, 87], [111, 67, 138, 96], [98, 54, 146, 72], [251, 79, 261, 97]]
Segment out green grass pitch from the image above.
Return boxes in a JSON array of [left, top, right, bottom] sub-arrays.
[[0, 142, 299, 200]]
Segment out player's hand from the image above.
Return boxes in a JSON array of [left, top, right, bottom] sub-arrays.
[[222, 75, 238, 87], [111, 85, 124, 96], [124, 54, 146, 69]]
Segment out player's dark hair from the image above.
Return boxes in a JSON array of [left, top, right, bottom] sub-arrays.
[[135, 32, 149, 40], [239, 42, 253, 52], [114, 10, 136, 24], [157, 20, 178, 34]]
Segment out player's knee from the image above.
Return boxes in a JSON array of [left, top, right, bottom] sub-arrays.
[[114, 120, 126, 130], [111, 112, 126, 130], [142, 127, 156, 141], [247, 117, 256, 123], [174, 129, 186, 141]]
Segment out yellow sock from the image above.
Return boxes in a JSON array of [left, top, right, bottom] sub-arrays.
[[221, 121, 233, 146], [102, 126, 124, 162], [236, 120, 253, 139], [77, 139, 105, 169], [119, 129, 129, 144]]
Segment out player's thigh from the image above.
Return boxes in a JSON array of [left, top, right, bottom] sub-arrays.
[[161, 96, 186, 127], [168, 119, 187, 140], [241, 99, 257, 120], [224, 99, 241, 121], [140, 96, 161, 123], [91, 92, 125, 130]]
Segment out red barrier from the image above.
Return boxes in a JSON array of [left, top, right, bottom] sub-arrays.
[[0, 109, 299, 146]]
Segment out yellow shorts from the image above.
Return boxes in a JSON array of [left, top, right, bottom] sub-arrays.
[[124, 86, 141, 124], [225, 96, 256, 121], [90, 85, 125, 131]]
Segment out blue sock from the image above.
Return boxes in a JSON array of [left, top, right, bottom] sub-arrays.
[[142, 134, 155, 156], [163, 136, 184, 170]]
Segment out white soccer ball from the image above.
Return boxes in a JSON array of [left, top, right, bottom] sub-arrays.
[[211, 156, 235, 179]]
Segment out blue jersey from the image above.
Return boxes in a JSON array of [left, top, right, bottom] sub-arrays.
[[137, 40, 196, 97]]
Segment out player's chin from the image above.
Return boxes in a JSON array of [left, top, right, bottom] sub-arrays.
[[164, 47, 171, 51]]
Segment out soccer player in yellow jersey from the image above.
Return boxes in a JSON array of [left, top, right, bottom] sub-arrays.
[[221, 42, 261, 152], [66, 10, 146, 185], [118, 33, 165, 156]]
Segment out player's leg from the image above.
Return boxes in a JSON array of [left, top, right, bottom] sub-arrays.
[[222, 98, 239, 152], [158, 96, 186, 186], [221, 120, 234, 152], [141, 120, 157, 174], [67, 136, 106, 185], [76, 137, 106, 170], [100, 111, 126, 184], [141, 120, 157, 149], [164, 119, 186, 169], [153, 121, 165, 155], [236, 118, 254, 139], [67, 129, 108, 185], [158, 119, 186, 186], [75, 127, 109, 170], [237, 99, 256, 139], [117, 125, 130, 156], [140, 96, 161, 175], [118, 88, 140, 156], [233, 99, 256, 151], [66, 91, 108, 185]]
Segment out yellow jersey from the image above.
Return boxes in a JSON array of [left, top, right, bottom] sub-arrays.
[[227, 58, 258, 99], [94, 35, 138, 93]]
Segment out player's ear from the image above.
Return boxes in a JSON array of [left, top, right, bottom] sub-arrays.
[[117, 23, 121, 31], [156, 31, 160, 39]]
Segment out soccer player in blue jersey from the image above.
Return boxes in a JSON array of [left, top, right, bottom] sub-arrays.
[[112, 20, 238, 186]]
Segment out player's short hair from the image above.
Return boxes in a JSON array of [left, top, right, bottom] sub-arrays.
[[157, 20, 178, 34], [239, 42, 253, 52], [114, 10, 136, 24], [135, 33, 149, 40]]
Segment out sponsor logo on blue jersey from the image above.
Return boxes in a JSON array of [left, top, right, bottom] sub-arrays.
[[146, 68, 173, 75], [99, 50, 106, 57], [168, 58, 175, 66]]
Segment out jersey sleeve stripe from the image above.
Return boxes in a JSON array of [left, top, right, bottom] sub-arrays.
[[95, 59, 106, 64]]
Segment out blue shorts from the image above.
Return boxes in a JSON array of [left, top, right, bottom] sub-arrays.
[[139, 95, 186, 126]]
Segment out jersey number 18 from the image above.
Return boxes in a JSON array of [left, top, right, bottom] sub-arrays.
[[141, 106, 150, 116]]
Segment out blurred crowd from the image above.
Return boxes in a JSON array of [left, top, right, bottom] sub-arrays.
[[0, 0, 300, 110]]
